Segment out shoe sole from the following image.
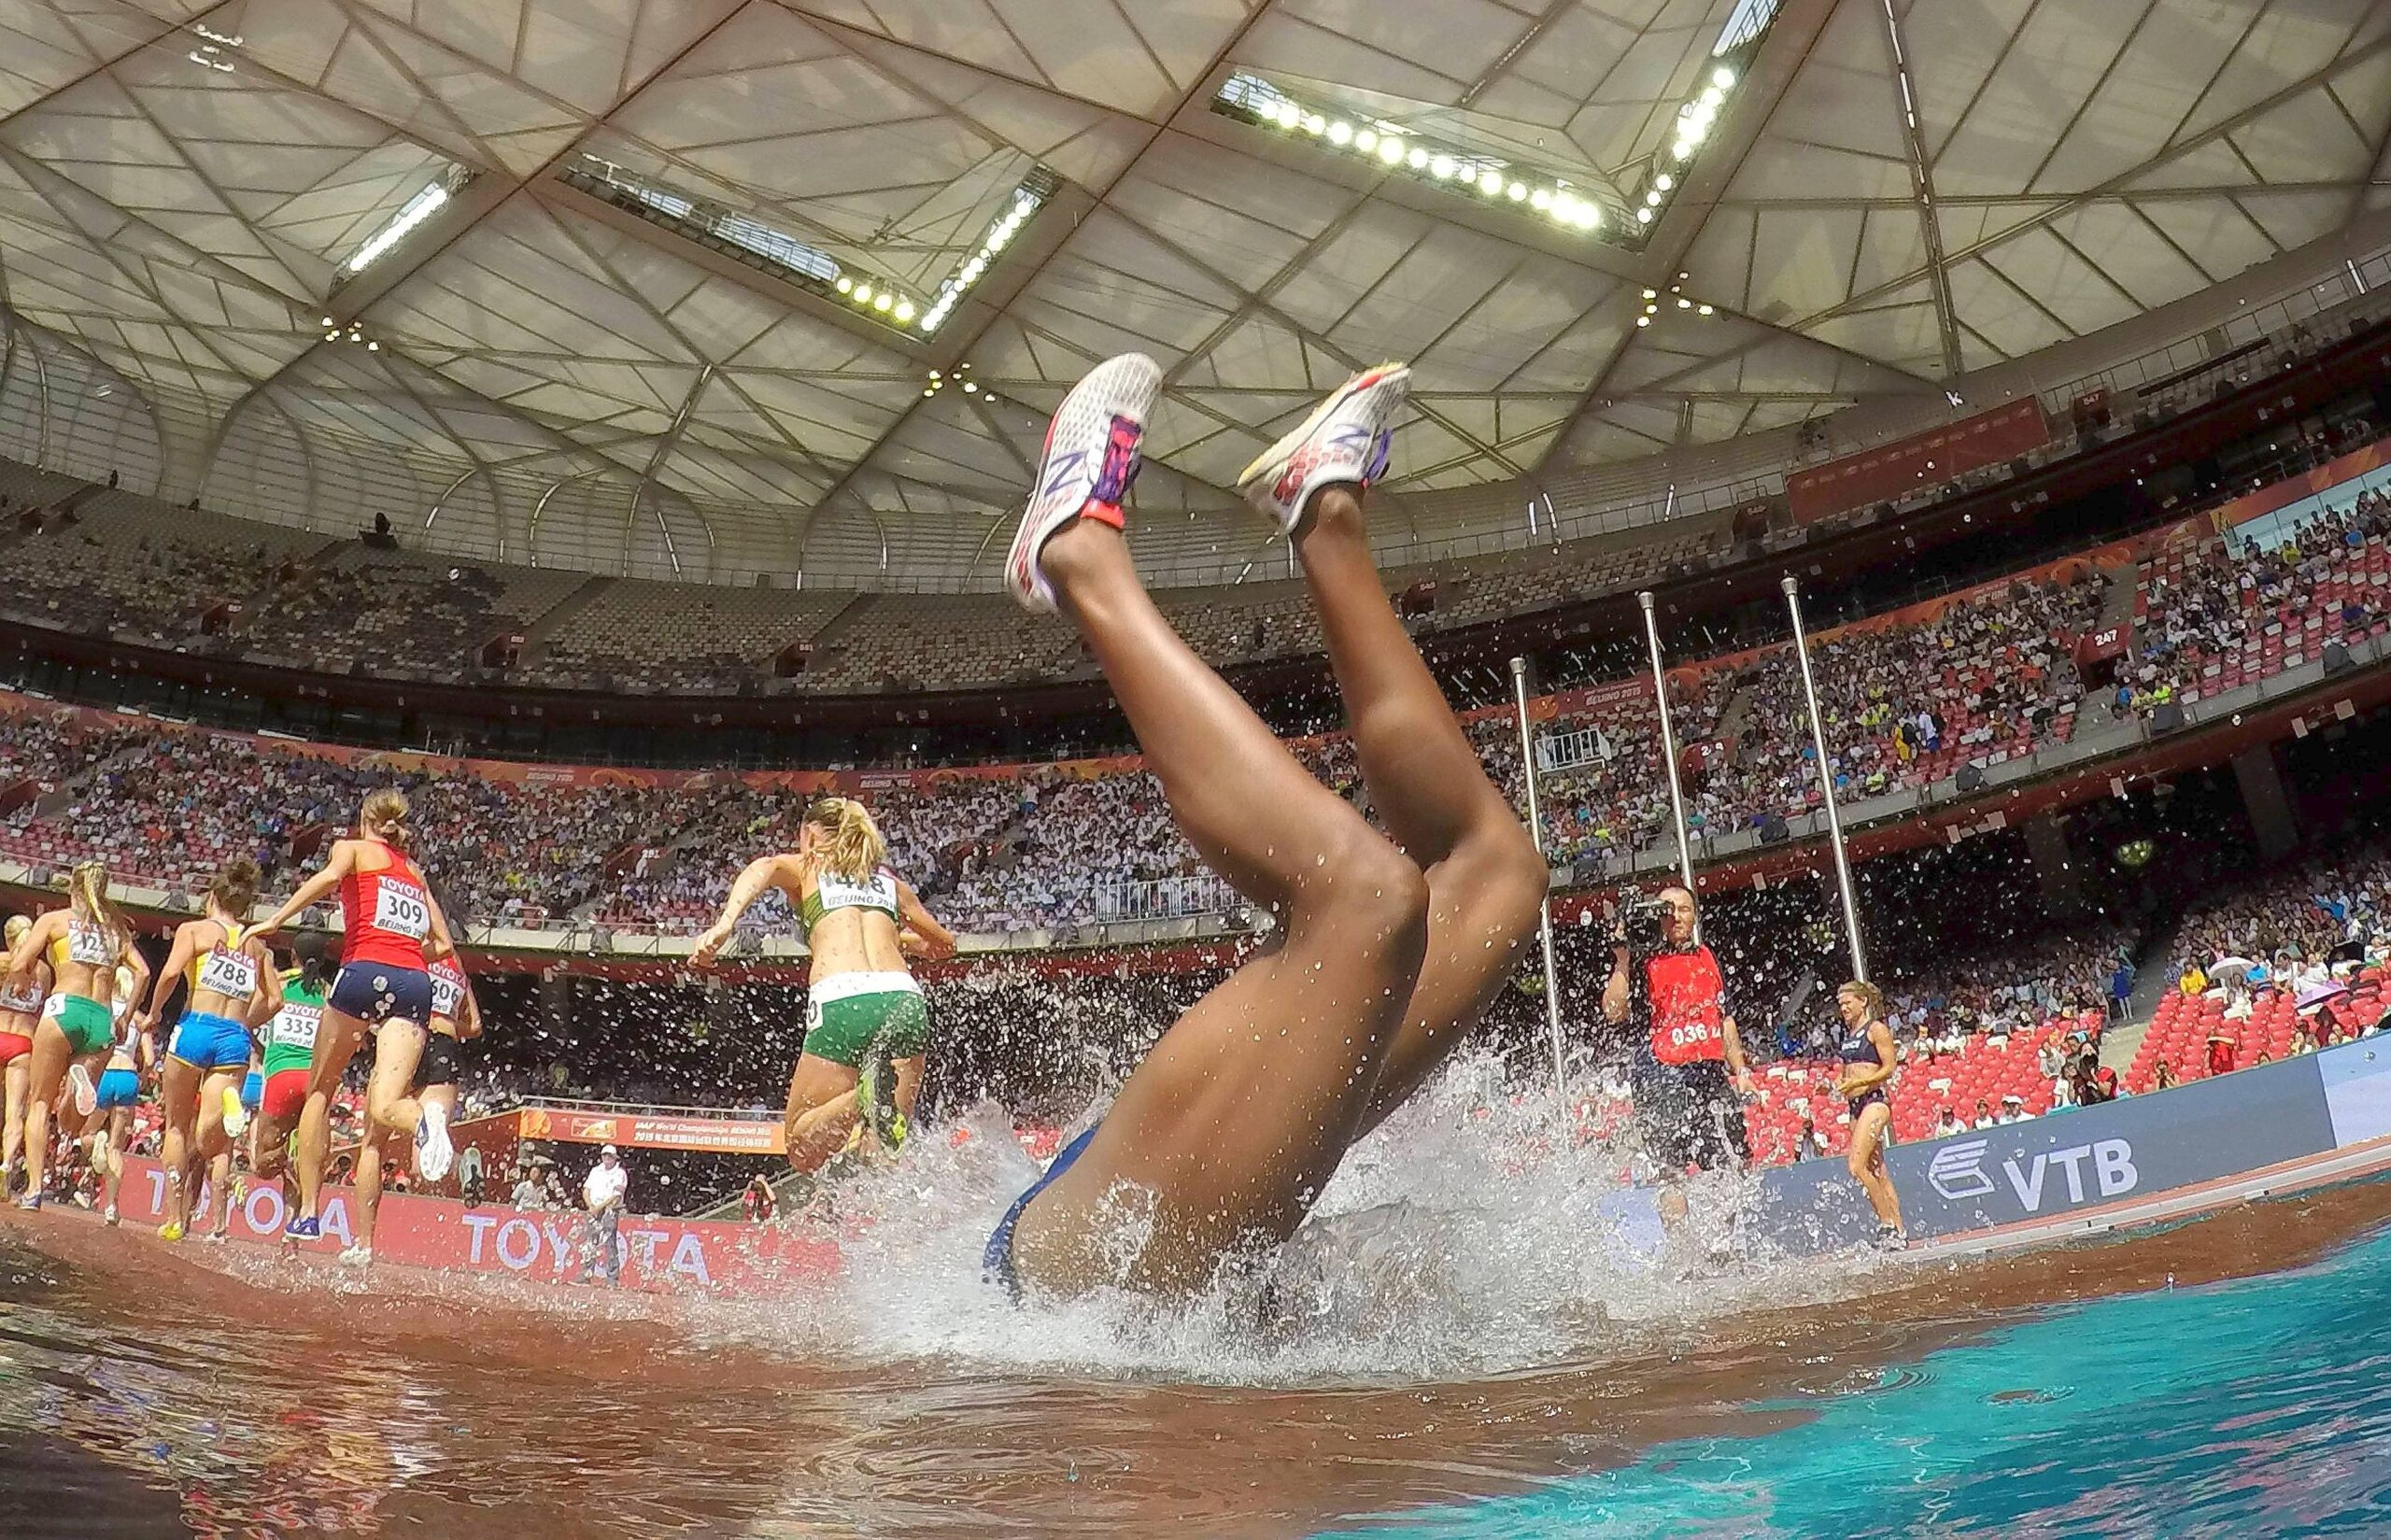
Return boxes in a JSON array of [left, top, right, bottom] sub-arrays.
[[69, 1067, 96, 1119], [1006, 353, 1163, 608], [1235, 364, 1409, 515]]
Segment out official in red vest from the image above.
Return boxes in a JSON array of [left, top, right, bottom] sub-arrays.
[[1601, 885, 1753, 1179]]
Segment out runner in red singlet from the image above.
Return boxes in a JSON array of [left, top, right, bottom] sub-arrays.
[[251, 788, 457, 1242]]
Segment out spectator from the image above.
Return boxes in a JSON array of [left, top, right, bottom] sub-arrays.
[[457, 1142, 484, 1208], [742, 1173, 777, 1223], [582, 1146, 627, 1285]]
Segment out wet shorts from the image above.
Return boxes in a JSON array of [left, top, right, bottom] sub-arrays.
[[42, 994, 112, 1057], [93, 1067, 140, 1111], [261, 1067, 309, 1123], [170, 1011, 253, 1073], [330, 965, 432, 1027], [802, 977, 929, 1069], [983, 1123, 1100, 1301], [415, 1029, 461, 1091], [1631, 1058, 1751, 1175], [240, 1069, 263, 1111], [0, 1031, 29, 1067]]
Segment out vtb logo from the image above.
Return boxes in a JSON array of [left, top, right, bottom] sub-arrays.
[[1928, 1137, 2140, 1210]]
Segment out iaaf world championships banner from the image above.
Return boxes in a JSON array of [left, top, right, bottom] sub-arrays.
[[106, 1156, 838, 1293], [516, 1105, 786, 1155]]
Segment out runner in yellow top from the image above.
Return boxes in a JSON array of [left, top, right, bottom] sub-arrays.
[[692, 798, 955, 1173], [6, 861, 146, 1210], [138, 860, 278, 1241]]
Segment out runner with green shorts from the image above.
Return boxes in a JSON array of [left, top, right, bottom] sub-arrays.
[[7, 860, 146, 1210], [692, 798, 955, 1175]]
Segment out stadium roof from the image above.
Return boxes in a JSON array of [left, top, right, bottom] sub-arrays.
[[0, 0, 2385, 586]]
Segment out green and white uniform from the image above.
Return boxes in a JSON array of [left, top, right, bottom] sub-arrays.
[[262, 970, 326, 1078], [799, 868, 930, 1068]]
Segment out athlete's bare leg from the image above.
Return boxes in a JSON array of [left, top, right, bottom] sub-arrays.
[[1, 1054, 27, 1186], [293, 1010, 370, 1224], [1295, 484, 1548, 1126], [1009, 516, 1429, 1294], [782, 1055, 860, 1175]]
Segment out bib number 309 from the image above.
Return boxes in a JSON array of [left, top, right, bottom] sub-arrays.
[[375, 882, 430, 940]]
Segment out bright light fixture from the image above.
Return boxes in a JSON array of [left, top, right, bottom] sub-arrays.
[[1636, 206, 1652, 223], [1430, 154, 1456, 179], [835, 276, 853, 294], [344, 180, 449, 275], [1714, 66, 1736, 90], [1654, 173, 1674, 191], [1378, 135, 1405, 164], [1328, 120, 1352, 145]]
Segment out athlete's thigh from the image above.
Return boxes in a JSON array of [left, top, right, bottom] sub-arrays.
[[1364, 854, 1546, 1125], [1014, 946, 1393, 1289], [366, 1023, 425, 1111], [306, 1010, 369, 1095], [785, 1052, 858, 1117]]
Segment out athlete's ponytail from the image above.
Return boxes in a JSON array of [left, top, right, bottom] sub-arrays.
[[5, 914, 27, 950], [360, 787, 409, 845], [209, 859, 261, 919], [291, 929, 332, 991], [67, 859, 125, 953], [804, 798, 887, 884]]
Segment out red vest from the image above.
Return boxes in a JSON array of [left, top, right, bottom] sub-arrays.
[[1646, 945, 1727, 1067]]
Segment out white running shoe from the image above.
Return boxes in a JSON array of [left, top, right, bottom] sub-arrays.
[[1235, 364, 1409, 533], [103, 1204, 118, 1226], [338, 1244, 373, 1268], [68, 1064, 97, 1118], [220, 1084, 249, 1140], [1005, 352, 1163, 613], [415, 1099, 454, 1183]]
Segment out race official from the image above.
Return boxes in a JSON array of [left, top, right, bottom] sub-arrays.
[[1602, 885, 1753, 1176]]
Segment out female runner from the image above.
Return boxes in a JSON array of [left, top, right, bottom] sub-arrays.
[[251, 789, 457, 1241], [0, 913, 50, 1193], [85, 964, 154, 1226], [340, 921, 479, 1266], [983, 356, 1548, 1296], [7, 860, 146, 1210], [1831, 980, 1904, 1247], [249, 932, 332, 1213], [136, 860, 276, 1241], [691, 798, 955, 1169]]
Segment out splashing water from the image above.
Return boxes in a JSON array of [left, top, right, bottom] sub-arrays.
[[695, 1052, 1893, 1385]]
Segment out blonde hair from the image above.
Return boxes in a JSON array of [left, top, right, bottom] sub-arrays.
[[1839, 979, 1888, 1022], [360, 788, 409, 844], [805, 798, 887, 884], [4, 914, 26, 948], [67, 859, 125, 954]]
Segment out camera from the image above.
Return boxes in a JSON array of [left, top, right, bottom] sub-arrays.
[[1616, 893, 1671, 952]]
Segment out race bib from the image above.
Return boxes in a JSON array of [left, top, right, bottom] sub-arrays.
[[65, 922, 112, 966], [815, 869, 898, 915], [373, 877, 430, 940], [272, 1003, 321, 1052], [196, 945, 258, 998], [431, 967, 464, 1019]]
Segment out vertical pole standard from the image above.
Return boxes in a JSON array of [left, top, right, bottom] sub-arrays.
[[1781, 575, 1869, 982], [1511, 656, 1569, 1103]]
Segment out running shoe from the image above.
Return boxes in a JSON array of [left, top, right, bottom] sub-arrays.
[[157, 1220, 184, 1243], [857, 1048, 907, 1154], [415, 1099, 453, 1183], [1004, 352, 1163, 614], [13, 1194, 38, 1211], [1875, 1223, 1908, 1252], [103, 1205, 118, 1226], [337, 1244, 372, 1268], [286, 1214, 319, 1241], [1235, 364, 1409, 534], [68, 1064, 97, 1118], [202, 1228, 228, 1245], [220, 1084, 248, 1139]]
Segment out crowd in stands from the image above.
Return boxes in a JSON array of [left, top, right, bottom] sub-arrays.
[[0, 473, 2384, 937], [2124, 485, 2391, 715]]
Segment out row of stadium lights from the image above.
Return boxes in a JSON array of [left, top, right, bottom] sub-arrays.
[[1636, 276, 1713, 328], [831, 188, 1045, 335], [1631, 67, 1739, 229], [1224, 75, 1604, 233]]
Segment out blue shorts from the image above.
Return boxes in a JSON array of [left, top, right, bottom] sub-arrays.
[[169, 1011, 253, 1073], [983, 1124, 1100, 1300], [94, 1067, 140, 1110], [241, 1070, 263, 1111], [328, 965, 432, 1026]]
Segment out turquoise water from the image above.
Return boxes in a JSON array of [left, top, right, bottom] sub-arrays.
[[1334, 1217, 2391, 1537]]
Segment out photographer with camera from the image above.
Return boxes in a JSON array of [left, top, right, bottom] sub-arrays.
[[1601, 885, 1753, 1181]]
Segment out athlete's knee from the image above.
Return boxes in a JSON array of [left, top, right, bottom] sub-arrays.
[[1459, 821, 1549, 928], [1329, 834, 1431, 954]]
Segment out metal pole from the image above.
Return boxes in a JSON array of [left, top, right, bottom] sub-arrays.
[[1781, 575, 1869, 982], [1637, 591, 1699, 901], [1510, 656, 1568, 1103]]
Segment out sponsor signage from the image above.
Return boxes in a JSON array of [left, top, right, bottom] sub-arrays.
[[1787, 398, 2051, 525], [516, 1105, 786, 1155], [1748, 1043, 2341, 1250], [105, 1156, 839, 1292]]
